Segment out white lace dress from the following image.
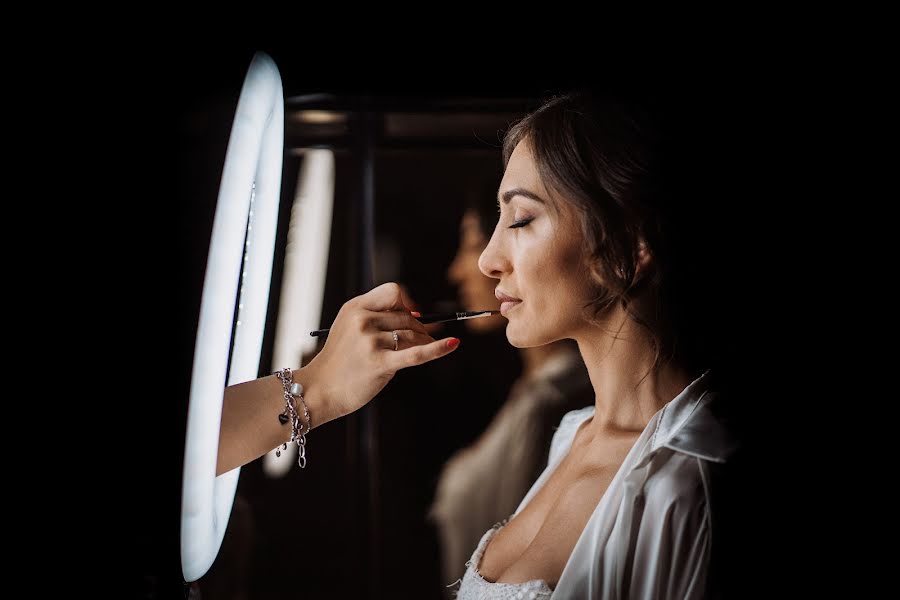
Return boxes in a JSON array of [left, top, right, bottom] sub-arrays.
[[454, 518, 553, 600]]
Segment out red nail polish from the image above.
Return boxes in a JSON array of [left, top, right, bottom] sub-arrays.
[[411, 311, 422, 318], [447, 338, 460, 350]]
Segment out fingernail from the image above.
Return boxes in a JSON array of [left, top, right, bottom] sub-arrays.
[[446, 338, 460, 350], [411, 311, 421, 318]]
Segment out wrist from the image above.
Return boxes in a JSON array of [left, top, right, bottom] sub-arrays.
[[293, 363, 340, 428]]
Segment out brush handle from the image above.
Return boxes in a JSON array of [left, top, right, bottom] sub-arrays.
[[309, 310, 497, 337]]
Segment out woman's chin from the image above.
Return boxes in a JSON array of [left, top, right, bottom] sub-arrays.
[[505, 324, 544, 349]]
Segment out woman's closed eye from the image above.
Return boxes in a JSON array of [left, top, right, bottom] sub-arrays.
[[509, 217, 534, 229]]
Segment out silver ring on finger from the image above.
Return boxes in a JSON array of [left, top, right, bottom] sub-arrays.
[[392, 330, 399, 351]]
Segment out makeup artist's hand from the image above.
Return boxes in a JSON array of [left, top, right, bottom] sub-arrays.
[[301, 282, 461, 422]]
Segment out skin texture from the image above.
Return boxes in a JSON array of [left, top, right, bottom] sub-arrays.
[[446, 208, 563, 374]]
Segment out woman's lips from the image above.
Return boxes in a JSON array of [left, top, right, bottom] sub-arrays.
[[500, 300, 522, 316], [495, 290, 523, 317]]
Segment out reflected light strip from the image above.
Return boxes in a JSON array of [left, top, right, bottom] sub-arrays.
[[264, 149, 335, 477]]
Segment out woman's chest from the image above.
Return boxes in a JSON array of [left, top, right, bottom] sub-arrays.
[[477, 436, 637, 585]]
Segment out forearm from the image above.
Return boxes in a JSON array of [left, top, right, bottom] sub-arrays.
[[216, 366, 342, 476]]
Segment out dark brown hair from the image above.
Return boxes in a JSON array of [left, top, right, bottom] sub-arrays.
[[503, 91, 720, 374]]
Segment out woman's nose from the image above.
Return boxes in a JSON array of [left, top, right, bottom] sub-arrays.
[[478, 233, 505, 280]]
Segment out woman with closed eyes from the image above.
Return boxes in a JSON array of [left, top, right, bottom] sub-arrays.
[[215, 90, 742, 599]]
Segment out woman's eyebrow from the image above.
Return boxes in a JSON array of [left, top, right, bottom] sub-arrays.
[[498, 187, 547, 205]]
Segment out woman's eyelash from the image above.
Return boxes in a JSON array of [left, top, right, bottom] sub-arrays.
[[509, 217, 534, 229]]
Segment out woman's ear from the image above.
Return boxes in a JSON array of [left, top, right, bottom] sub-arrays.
[[634, 238, 653, 280]]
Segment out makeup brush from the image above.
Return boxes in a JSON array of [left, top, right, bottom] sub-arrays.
[[309, 310, 501, 337]]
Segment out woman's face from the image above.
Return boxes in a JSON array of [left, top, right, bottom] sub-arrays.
[[478, 139, 597, 347], [447, 209, 503, 332]]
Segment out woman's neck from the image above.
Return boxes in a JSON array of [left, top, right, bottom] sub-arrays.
[[574, 309, 693, 437]]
